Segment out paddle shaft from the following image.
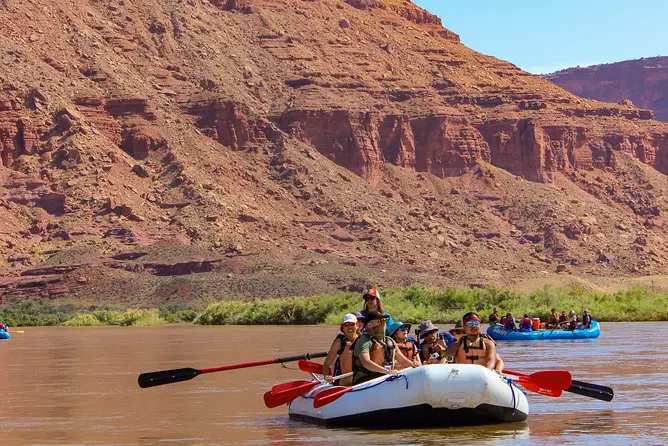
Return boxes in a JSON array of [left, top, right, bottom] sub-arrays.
[[200, 353, 327, 374], [138, 351, 327, 388]]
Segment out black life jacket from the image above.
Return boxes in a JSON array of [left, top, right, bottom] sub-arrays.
[[582, 314, 592, 328], [352, 334, 395, 385], [332, 333, 356, 384]]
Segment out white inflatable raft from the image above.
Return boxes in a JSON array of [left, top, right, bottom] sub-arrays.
[[288, 364, 528, 427]]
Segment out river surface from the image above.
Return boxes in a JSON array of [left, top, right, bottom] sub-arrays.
[[0, 322, 666, 445]]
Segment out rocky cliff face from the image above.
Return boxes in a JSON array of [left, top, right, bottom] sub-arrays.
[[0, 0, 666, 305], [544, 56, 668, 121]]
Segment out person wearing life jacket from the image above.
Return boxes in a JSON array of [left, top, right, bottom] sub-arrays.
[[488, 308, 500, 326], [360, 288, 395, 336], [567, 310, 578, 330], [547, 308, 560, 328], [323, 313, 359, 386], [447, 320, 504, 373], [445, 312, 502, 374], [558, 310, 568, 327], [582, 309, 592, 329], [0, 322, 8, 333], [503, 313, 517, 331], [388, 321, 421, 369], [416, 320, 444, 364], [519, 314, 533, 332], [352, 311, 413, 385]]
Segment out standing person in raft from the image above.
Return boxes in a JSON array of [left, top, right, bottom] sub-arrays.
[[446, 312, 503, 374], [352, 311, 413, 385], [322, 313, 359, 386], [360, 287, 395, 335]]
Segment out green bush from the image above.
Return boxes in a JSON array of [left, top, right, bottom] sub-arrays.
[[64, 313, 103, 326], [195, 284, 667, 325], [1, 284, 666, 327]]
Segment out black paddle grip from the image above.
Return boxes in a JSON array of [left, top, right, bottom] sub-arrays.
[[276, 351, 328, 364]]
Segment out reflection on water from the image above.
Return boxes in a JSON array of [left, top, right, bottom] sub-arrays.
[[0, 323, 667, 445]]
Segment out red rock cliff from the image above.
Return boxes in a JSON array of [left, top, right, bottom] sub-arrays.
[[544, 56, 668, 121]]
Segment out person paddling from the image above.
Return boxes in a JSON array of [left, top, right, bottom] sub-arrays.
[[352, 311, 413, 385], [446, 312, 503, 374], [322, 313, 359, 386], [360, 288, 395, 335], [388, 321, 421, 369]]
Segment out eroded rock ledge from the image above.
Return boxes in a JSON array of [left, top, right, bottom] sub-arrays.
[[187, 98, 668, 184]]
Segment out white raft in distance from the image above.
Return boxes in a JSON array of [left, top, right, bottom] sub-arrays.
[[288, 364, 529, 427]]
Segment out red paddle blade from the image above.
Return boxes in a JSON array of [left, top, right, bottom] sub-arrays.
[[264, 382, 320, 408], [516, 377, 563, 398], [272, 379, 316, 395], [265, 381, 321, 408], [298, 359, 324, 374], [264, 390, 287, 408], [504, 369, 572, 390], [528, 370, 572, 390], [313, 386, 351, 409]]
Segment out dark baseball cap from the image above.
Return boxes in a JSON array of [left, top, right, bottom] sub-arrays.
[[363, 311, 389, 323]]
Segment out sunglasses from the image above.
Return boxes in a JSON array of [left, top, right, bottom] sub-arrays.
[[363, 296, 377, 301], [466, 320, 480, 327], [342, 322, 356, 327]]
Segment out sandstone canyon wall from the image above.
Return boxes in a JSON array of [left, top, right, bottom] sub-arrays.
[[0, 0, 666, 304], [544, 56, 668, 121]]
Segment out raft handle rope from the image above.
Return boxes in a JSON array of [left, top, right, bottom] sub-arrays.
[[503, 377, 517, 416]]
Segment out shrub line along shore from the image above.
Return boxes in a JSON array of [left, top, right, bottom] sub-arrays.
[[1, 284, 666, 327]]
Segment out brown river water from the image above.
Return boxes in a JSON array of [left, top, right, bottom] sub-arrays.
[[0, 323, 666, 445]]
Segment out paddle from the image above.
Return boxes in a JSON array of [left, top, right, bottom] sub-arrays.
[[138, 351, 327, 388], [297, 359, 326, 374], [312, 383, 360, 408], [264, 371, 353, 408], [504, 369, 613, 401], [508, 374, 565, 397]]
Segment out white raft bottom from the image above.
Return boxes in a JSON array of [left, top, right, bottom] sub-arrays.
[[288, 364, 529, 427]]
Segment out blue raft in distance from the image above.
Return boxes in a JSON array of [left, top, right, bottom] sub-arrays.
[[0, 331, 10, 340], [487, 321, 600, 340]]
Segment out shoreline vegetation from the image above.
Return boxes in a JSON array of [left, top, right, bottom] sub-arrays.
[[1, 284, 666, 327]]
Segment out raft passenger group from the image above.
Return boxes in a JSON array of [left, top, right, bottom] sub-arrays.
[[323, 288, 503, 386]]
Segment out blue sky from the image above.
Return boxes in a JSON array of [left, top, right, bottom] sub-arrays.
[[413, 1, 668, 74]]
